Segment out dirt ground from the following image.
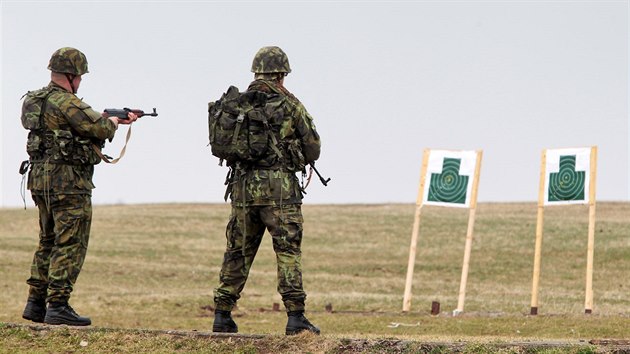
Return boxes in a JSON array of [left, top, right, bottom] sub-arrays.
[[2, 322, 630, 353]]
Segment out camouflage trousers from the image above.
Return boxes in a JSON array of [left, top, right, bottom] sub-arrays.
[[27, 193, 92, 304], [214, 204, 306, 313]]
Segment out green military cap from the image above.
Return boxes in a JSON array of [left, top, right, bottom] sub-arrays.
[[251, 46, 291, 74], [48, 47, 89, 75]]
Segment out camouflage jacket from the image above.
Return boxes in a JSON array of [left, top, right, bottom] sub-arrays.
[[21, 82, 116, 195], [229, 80, 321, 206]]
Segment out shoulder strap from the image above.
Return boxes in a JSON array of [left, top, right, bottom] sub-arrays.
[[37, 91, 54, 130]]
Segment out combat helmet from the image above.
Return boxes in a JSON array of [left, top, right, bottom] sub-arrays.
[[48, 47, 89, 75], [251, 46, 291, 74]]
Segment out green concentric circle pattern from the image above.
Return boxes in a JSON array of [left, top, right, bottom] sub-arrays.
[[548, 155, 585, 202], [427, 158, 469, 204]]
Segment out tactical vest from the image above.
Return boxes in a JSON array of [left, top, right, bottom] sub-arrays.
[[21, 87, 101, 165]]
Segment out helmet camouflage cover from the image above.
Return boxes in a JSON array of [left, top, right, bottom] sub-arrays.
[[251, 46, 291, 74], [48, 47, 89, 75]]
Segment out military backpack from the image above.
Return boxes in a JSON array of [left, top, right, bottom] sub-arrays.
[[208, 85, 284, 166]]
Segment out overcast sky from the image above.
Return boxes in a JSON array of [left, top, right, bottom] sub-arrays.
[[1, 1, 628, 207]]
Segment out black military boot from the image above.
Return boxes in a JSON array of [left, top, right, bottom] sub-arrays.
[[213, 310, 238, 333], [44, 302, 91, 326], [22, 297, 46, 323], [286, 311, 320, 335]]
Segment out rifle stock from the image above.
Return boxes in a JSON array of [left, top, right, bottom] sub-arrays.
[[310, 163, 331, 186]]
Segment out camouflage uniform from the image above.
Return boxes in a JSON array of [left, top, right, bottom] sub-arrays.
[[214, 77, 321, 313], [22, 48, 116, 305]]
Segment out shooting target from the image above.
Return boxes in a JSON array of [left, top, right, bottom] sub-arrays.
[[543, 147, 593, 205], [427, 158, 469, 204], [548, 155, 585, 202], [422, 150, 479, 208]]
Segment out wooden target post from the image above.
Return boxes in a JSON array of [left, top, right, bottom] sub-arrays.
[[530, 149, 547, 315], [402, 149, 430, 312], [403, 149, 483, 314], [454, 151, 483, 315], [530, 146, 597, 315], [584, 146, 598, 314]]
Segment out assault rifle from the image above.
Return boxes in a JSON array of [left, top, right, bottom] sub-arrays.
[[103, 107, 158, 120]]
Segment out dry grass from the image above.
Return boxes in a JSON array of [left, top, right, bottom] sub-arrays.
[[1, 202, 629, 348]]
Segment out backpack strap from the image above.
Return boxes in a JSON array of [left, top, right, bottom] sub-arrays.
[[38, 91, 53, 128], [268, 131, 283, 159], [232, 113, 245, 145], [260, 106, 284, 160]]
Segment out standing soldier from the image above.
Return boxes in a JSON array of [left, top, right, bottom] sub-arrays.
[[20, 47, 137, 326], [212, 46, 321, 335]]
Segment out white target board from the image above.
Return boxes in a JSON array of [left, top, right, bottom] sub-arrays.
[[422, 150, 479, 208], [543, 147, 593, 206]]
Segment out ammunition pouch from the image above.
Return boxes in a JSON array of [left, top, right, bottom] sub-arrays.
[[27, 129, 101, 165], [286, 139, 306, 172]]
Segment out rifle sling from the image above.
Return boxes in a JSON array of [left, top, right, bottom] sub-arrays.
[[92, 124, 133, 164]]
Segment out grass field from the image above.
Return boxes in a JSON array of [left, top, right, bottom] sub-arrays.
[[1, 202, 629, 352]]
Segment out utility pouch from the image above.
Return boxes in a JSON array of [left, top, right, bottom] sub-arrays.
[[55, 130, 74, 158], [19, 160, 30, 175], [286, 139, 306, 172], [26, 132, 42, 155]]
